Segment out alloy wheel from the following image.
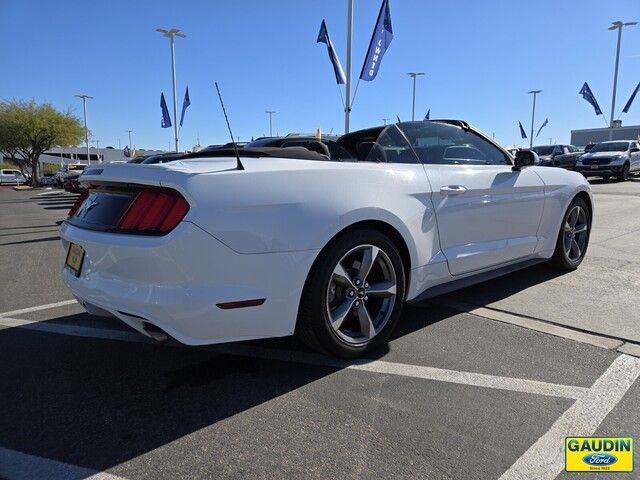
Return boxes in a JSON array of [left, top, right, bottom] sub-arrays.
[[563, 205, 588, 262], [326, 244, 397, 345]]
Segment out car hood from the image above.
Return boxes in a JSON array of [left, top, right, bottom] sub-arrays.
[[582, 151, 625, 159]]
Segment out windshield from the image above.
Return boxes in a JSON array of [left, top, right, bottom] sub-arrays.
[[532, 146, 555, 156], [336, 122, 510, 165], [589, 142, 629, 153]]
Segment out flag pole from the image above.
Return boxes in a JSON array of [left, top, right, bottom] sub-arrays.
[[344, 0, 353, 134]]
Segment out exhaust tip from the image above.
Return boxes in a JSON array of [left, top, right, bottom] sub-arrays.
[[142, 322, 168, 343]]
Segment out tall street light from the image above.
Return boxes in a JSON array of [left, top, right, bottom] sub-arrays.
[[75, 94, 93, 164], [156, 27, 186, 152], [608, 20, 637, 137], [265, 111, 276, 137], [125, 129, 134, 151], [528, 90, 542, 148], [382, 118, 389, 125], [408, 72, 425, 121]]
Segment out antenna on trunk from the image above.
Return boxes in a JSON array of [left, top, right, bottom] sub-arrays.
[[214, 82, 244, 170]]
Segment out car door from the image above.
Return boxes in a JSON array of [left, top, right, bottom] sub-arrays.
[[407, 122, 545, 276]]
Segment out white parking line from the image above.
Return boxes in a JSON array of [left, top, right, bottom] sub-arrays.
[[499, 354, 640, 480], [0, 299, 77, 318], [0, 316, 590, 400], [0, 446, 127, 480]]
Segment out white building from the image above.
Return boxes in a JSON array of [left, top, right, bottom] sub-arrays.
[[37, 147, 166, 166]]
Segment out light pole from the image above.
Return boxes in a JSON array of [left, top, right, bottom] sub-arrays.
[[382, 118, 389, 125], [608, 20, 637, 138], [408, 72, 425, 121], [265, 111, 276, 137], [156, 28, 186, 152], [75, 94, 93, 164], [125, 130, 134, 151], [344, 0, 354, 134], [528, 90, 542, 148]]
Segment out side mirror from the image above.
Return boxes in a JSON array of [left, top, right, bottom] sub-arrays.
[[513, 150, 538, 171]]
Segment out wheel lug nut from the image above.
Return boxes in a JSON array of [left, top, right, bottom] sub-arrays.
[[364, 296, 369, 301], [364, 282, 369, 289], [354, 300, 360, 307], [348, 290, 355, 297], [354, 279, 361, 286]]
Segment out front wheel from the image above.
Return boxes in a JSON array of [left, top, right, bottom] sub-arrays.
[[550, 197, 591, 270], [296, 228, 406, 358], [617, 163, 630, 181]]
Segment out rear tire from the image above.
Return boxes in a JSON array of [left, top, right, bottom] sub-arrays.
[[550, 197, 591, 270], [295, 228, 406, 358]]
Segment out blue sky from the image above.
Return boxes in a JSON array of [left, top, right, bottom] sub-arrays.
[[1, 0, 639, 150]]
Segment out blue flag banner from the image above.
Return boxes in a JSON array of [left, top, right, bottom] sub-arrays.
[[536, 118, 549, 138], [179, 86, 191, 127], [622, 81, 640, 114], [579, 82, 603, 115], [424, 109, 430, 120], [359, 0, 393, 81], [160, 92, 172, 128], [519, 121, 527, 139], [396, 115, 401, 123], [317, 20, 346, 85]]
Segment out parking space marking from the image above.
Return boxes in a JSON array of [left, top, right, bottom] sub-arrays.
[[0, 446, 127, 480], [499, 354, 640, 480], [0, 316, 590, 400], [0, 299, 77, 318]]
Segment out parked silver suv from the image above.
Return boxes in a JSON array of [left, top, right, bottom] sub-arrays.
[[575, 140, 640, 181]]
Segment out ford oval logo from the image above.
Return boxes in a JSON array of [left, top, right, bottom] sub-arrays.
[[582, 453, 617, 466]]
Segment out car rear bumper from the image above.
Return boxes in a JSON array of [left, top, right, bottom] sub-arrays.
[[60, 221, 319, 345]]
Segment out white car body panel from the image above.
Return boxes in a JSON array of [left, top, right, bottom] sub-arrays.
[[60, 148, 592, 346]]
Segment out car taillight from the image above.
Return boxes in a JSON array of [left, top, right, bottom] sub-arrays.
[[68, 189, 90, 217], [116, 188, 189, 234]]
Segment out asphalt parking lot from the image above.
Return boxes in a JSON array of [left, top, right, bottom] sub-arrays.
[[1, 181, 639, 479]]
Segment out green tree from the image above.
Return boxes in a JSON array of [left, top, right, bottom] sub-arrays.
[[0, 100, 84, 185]]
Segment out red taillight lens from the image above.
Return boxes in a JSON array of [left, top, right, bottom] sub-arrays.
[[116, 189, 189, 234], [68, 189, 90, 217]]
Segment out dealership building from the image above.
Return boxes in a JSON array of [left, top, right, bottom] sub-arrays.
[[1, 147, 166, 167], [570, 123, 640, 147]]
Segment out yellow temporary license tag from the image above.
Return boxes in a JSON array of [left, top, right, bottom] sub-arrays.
[[565, 437, 633, 472]]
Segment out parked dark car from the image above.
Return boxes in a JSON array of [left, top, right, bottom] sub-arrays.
[[532, 144, 583, 170], [63, 171, 86, 193]]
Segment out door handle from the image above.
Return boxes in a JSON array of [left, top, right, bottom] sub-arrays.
[[440, 185, 467, 195]]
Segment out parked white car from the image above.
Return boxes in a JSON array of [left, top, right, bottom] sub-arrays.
[[575, 140, 640, 181], [0, 169, 27, 185], [60, 120, 593, 357]]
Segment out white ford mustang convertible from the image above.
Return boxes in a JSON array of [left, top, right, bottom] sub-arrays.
[[61, 120, 593, 357]]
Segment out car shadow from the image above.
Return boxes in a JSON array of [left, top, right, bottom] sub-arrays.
[[427, 262, 569, 311], [0, 297, 461, 473], [0, 263, 563, 473]]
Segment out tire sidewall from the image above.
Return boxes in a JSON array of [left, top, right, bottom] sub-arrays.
[[303, 229, 406, 358], [555, 197, 591, 269]]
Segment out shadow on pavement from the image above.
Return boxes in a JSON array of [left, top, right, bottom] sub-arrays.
[[0, 301, 458, 472], [0, 235, 60, 246], [431, 262, 569, 311]]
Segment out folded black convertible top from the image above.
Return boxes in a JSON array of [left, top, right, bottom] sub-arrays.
[[181, 146, 327, 161]]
